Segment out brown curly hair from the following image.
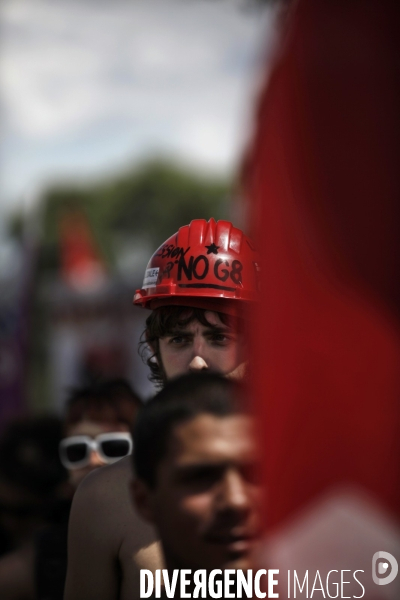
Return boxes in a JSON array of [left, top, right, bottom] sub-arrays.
[[139, 306, 243, 388]]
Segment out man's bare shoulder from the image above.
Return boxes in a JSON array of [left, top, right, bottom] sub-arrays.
[[70, 457, 132, 542], [78, 456, 132, 498], [66, 457, 160, 600]]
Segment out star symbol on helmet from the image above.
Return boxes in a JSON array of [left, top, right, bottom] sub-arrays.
[[205, 243, 220, 255]]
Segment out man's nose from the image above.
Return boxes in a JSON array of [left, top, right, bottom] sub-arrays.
[[88, 450, 105, 467], [217, 470, 251, 515], [188, 339, 209, 371], [188, 355, 209, 371]]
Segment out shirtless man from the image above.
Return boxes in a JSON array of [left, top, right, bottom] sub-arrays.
[[132, 372, 262, 582], [64, 218, 259, 600]]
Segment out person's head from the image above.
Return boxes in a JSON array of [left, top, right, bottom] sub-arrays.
[[0, 416, 66, 546], [140, 305, 247, 386], [132, 373, 262, 572], [61, 379, 142, 488], [134, 219, 260, 386]]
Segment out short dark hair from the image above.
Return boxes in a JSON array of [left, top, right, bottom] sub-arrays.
[[64, 378, 142, 429], [133, 372, 248, 487], [139, 305, 243, 387]]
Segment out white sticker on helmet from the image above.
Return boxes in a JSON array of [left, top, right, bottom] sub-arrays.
[[143, 268, 159, 288]]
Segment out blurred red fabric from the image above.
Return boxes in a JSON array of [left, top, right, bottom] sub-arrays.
[[248, 0, 400, 530], [60, 211, 106, 290]]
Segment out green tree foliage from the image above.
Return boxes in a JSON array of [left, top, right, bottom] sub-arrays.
[[107, 160, 230, 245], [36, 159, 230, 274]]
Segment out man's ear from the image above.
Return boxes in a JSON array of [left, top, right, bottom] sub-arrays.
[[130, 478, 156, 524]]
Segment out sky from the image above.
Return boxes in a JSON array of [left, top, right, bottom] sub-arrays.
[[0, 0, 274, 223]]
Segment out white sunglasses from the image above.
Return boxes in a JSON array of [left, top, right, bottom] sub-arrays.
[[59, 432, 133, 469]]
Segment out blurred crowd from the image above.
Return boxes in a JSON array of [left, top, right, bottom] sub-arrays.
[[0, 212, 264, 600], [1, 1, 400, 600], [0, 378, 142, 599]]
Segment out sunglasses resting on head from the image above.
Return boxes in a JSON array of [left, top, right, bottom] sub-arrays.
[[59, 432, 133, 470]]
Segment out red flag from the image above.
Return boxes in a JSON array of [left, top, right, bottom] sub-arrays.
[[60, 211, 106, 291], [248, 1, 400, 595]]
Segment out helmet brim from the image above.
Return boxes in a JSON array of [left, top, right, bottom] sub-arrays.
[[134, 294, 252, 319]]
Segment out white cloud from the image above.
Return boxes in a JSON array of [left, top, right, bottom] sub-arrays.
[[0, 0, 273, 212]]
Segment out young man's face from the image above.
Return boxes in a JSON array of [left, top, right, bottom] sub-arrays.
[[64, 420, 130, 488], [158, 311, 247, 381], [135, 413, 261, 571]]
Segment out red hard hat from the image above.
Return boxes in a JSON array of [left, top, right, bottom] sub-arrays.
[[133, 219, 260, 317]]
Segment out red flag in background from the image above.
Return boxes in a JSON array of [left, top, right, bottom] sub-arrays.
[[60, 211, 106, 291], [248, 1, 400, 595]]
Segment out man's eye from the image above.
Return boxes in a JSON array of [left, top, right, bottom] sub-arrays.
[[179, 467, 222, 490], [211, 333, 231, 343], [169, 336, 188, 344]]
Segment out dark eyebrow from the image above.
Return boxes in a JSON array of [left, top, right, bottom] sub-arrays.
[[164, 328, 194, 337], [177, 460, 229, 471], [174, 459, 261, 486], [174, 462, 227, 481], [164, 325, 231, 337]]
